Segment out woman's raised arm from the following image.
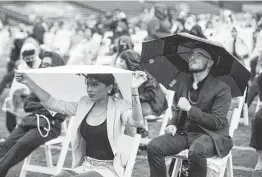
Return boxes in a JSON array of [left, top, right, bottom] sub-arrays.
[[15, 70, 78, 116]]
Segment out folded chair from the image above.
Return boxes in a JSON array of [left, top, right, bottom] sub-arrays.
[[19, 116, 73, 177], [168, 101, 241, 177]]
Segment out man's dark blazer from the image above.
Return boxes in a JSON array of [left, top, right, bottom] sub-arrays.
[[168, 73, 233, 158]]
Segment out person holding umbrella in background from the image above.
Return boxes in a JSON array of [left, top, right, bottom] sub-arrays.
[[143, 33, 251, 177]]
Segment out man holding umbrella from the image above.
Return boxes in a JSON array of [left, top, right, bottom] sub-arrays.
[[145, 34, 241, 177]]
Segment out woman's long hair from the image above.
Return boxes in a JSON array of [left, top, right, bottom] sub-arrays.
[[190, 24, 206, 39], [42, 51, 65, 67], [118, 49, 142, 71]]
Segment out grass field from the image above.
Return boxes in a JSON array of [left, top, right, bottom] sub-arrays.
[[0, 59, 258, 177]]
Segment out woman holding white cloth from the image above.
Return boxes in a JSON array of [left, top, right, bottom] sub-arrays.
[[14, 69, 147, 177]]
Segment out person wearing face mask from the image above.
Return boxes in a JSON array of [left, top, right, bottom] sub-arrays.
[[0, 52, 67, 177], [2, 39, 42, 133]]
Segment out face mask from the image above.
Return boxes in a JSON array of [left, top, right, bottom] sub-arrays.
[[26, 61, 34, 68], [23, 54, 35, 68]]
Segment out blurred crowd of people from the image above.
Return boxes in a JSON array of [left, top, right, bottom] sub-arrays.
[[1, 2, 262, 176]]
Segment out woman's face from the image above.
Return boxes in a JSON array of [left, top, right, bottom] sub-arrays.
[[40, 57, 52, 68], [85, 77, 112, 101], [115, 56, 128, 70], [231, 28, 237, 38]]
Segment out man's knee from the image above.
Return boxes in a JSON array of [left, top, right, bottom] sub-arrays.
[[147, 138, 162, 156], [189, 142, 208, 162], [255, 110, 262, 122]]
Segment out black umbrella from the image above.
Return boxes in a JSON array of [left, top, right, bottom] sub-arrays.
[[141, 33, 252, 97]]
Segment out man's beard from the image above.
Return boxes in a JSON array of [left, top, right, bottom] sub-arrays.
[[189, 62, 208, 73]]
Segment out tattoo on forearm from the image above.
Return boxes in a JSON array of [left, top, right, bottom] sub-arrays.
[[132, 95, 139, 105]]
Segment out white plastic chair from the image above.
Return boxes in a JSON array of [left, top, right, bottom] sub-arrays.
[[19, 116, 73, 177], [255, 97, 261, 113], [60, 133, 141, 177], [140, 84, 175, 145], [117, 134, 142, 177], [168, 102, 241, 177], [239, 89, 249, 126]]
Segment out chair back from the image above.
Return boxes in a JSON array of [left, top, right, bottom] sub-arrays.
[[228, 88, 247, 137], [116, 134, 141, 177], [159, 84, 175, 135]]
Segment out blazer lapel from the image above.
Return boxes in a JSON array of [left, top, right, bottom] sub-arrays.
[[196, 74, 216, 105], [74, 99, 94, 132]]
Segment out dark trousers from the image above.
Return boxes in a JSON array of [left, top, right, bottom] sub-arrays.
[[5, 111, 17, 133], [247, 80, 258, 107], [0, 71, 14, 96], [0, 125, 61, 176], [250, 109, 262, 150], [147, 132, 216, 177]]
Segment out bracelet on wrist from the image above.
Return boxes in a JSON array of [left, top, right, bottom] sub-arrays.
[[132, 94, 139, 96]]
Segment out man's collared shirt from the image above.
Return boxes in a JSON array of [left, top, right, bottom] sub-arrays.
[[178, 75, 208, 134]]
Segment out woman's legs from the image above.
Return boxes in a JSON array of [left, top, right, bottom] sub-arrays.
[[0, 126, 60, 176], [74, 171, 103, 177], [52, 170, 78, 177], [53, 170, 103, 177], [141, 102, 156, 117], [0, 126, 27, 158], [5, 111, 17, 133]]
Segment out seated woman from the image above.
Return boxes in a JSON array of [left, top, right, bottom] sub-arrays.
[[115, 49, 167, 118], [251, 72, 262, 177], [115, 49, 168, 137], [14, 67, 147, 176], [0, 52, 66, 176]]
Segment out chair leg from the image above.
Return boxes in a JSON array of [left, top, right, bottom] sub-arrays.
[[226, 153, 233, 177], [19, 153, 32, 177], [144, 119, 149, 131], [171, 158, 183, 177], [242, 103, 249, 126], [44, 145, 53, 167]]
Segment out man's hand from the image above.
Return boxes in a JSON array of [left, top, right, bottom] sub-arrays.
[[177, 97, 192, 112], [165, 125, 177, 136]]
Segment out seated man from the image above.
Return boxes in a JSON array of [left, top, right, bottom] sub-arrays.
[[147, 46, 233, 177]]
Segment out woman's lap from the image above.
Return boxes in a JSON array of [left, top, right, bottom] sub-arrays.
[[141, 102, 156, 116], [53, 170, 103, 177]]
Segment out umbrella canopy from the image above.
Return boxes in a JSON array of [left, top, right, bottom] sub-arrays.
[[141, 33, 252, 97], [19, 65, 133, 103]]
